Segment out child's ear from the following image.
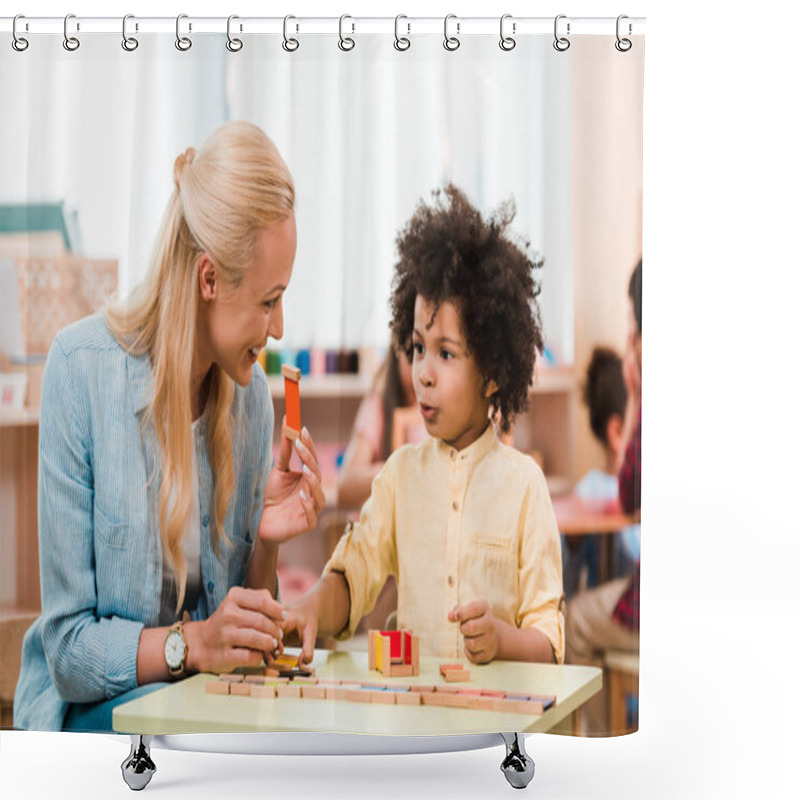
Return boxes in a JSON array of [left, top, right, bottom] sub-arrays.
[[606, 413, 624, 457], [483, 378, 499, 399], [198, 254, 217, 300]]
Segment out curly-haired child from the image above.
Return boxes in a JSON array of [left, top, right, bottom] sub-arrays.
[[283, 185, 565, 665]]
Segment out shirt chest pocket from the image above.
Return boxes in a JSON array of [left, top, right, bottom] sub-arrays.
[[471, 534, 517, 576]]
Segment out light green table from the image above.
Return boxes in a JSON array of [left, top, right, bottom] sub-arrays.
[[113, 648, 601, 736]]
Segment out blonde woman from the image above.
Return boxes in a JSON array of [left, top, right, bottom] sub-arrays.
[[14, 121, 324, 732]]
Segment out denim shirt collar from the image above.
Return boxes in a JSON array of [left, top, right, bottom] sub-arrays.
[[127, 349, 154, 416]]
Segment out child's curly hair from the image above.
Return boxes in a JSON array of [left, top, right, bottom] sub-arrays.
[[389, 184, 544, 433]]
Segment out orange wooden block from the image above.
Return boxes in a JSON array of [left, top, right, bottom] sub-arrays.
[[420, 691, 446, 706], [301, 685, 327, 700], [389, 664, 414, 678], [245, 675, 267, 685], [276, 685, 302, 699], [272, 653, 299, 668], [439, 663, 464, 674], [219, 673, 244, 682], [325, 687, 349, 701], [205, 680, 230, 695], [413, 685, 436, 693], [282, 364, 301, 438], [250, 685, 277, 699], [293, 677, 319, 686], [433, 684, 460, 694], [230, 682, 252, 697]]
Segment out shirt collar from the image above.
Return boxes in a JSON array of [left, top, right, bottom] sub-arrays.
[[127, 348, 155, 415], [435, 421, 497, 466]]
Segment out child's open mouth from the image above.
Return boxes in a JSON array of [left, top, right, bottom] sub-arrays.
[[419, 403, 436, 421]]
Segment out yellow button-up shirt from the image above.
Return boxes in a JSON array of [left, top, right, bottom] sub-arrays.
[[325, 424, 565, 663]]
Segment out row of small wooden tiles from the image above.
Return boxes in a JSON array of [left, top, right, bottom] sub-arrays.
[[205, 676, 556, 715]]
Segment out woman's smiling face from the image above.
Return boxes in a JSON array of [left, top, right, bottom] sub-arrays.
[[199, 213, 297, 387]]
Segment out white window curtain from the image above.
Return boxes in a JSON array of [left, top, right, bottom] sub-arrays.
[[1, 33, 573, 359]]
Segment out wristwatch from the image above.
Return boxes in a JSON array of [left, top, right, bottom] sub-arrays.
[[164, 620, 188, 678]]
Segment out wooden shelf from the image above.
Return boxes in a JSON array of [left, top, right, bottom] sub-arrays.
[[532, 366, 576, 394], [267, 374, 371, 399], [0, 406, 40, 428]]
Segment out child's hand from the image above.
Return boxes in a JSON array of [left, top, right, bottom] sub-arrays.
[[281, 600, 319, 667], [448, 600, 499, 664]]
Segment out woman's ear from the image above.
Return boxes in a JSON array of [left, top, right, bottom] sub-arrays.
[[483, 378, 499, 399], [198, 254, 217, 300]]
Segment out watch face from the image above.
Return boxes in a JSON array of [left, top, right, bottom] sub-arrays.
[[165, 630, 186, 669]]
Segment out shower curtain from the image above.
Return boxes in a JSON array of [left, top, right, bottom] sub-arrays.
[[0, 13, 644, 751]]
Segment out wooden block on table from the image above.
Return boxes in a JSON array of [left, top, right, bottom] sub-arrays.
[[250, 685, 277, 699], [395, 691, 422, 706], [480, 689, 506, 699], [230, 682, 252, 697], [368, 630, 377, 671], [443, 669, 471, 683], [245, 675, 267, 685], [362, 681, 387, 690], [433, 684, 459, 693], [420, 691, 447, 707], [277, 684, 302, 699], [381, 635, 392, 676], [219, 673, 244, 682], [346, 688, 372, 703], [439, 663, 464, 675], [265, 668, 281, 678], [325, 687, 349, 702], [301, 685, 327, 700], [389, 664, 414, 678], [411, 635, 420, 673], [369, 690, 396, 704], [205, 680, 230, 695], [272, 654, 300, 668], [293, 677, 319, 686], [461, 695, 494, 711]]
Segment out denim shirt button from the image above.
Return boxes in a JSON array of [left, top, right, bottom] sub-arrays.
[[202, 514, 209, 527], [245, 531, 252, 544], [207, 580, 215, 593]]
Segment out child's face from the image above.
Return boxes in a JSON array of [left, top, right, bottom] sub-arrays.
[[411, 296, 493, 451]]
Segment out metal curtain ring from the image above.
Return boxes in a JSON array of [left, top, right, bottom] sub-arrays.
[[615, 15, 632, 52], [338, 14, 355, 51], [122, 14, 139, 51], [226, 15, 243, 52], [63, 13, 80, 51], [394, 14, 410, 51], [443, 14, 460, 51], [553, 14, 570, 52], [12, 15, 29, 52], [499, 14, 516, 51], [282, 15, 299, 52], [176, 14, 192, 51]]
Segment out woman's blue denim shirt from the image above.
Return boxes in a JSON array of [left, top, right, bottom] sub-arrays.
[[14, 315, 273, 731]]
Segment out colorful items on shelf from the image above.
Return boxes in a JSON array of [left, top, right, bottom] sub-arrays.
[[259, 348, 361, 376]]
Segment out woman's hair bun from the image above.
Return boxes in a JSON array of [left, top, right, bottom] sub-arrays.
[[173, 147, 197, 188]]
